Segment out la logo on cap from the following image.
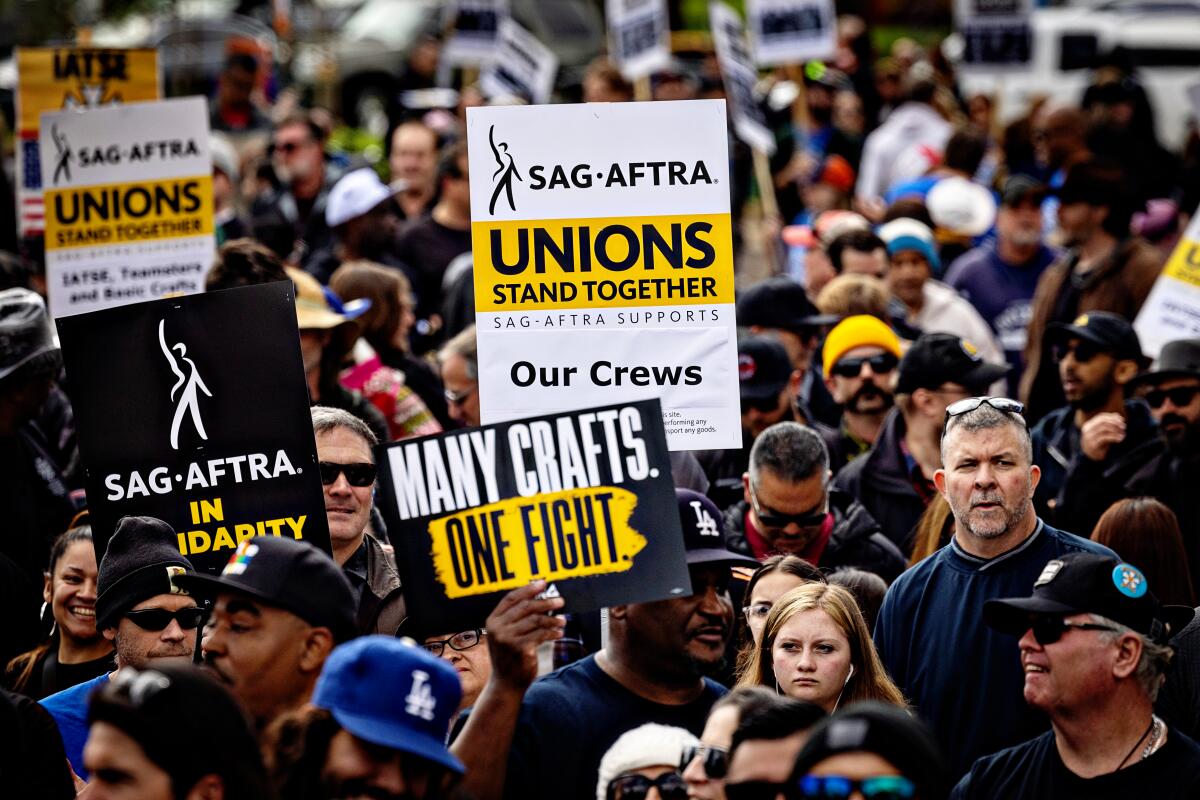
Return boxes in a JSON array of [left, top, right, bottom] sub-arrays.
[[1035, 560, 1063, 587], [223, 541, 259, 576], [689, 500, 720, 538], [1113, 564, 1147, 598], [405, 670, 437, 721]]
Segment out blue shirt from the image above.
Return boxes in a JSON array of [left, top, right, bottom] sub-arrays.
[[874, 522, 1114, 779], [40, 672, 109, 779]]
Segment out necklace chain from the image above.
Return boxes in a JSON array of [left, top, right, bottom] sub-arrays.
[[1141, 715, 1164, 761]]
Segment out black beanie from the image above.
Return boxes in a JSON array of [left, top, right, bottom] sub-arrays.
[[96, 516, 195, 631], [790, 702, 950, 800]]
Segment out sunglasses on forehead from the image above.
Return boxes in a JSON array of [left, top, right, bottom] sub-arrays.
[[944, 397, 1026, 428], [830, 352, 899, 379]]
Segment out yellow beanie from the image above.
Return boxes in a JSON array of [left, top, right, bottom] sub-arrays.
[[823, 315, 903, 377]]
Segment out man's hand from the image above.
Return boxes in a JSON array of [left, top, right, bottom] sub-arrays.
[[1080, 412, 1127, 462], [486, 580, 565, 691]]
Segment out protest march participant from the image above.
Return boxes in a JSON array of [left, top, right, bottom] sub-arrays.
[[307, 167, 411, 285], [460, 489, 755, 800], [291, 266, 390, 444], [725, 422, 905, 582], [739, 556, 827, 650], [251, 112, 341, 268], [827, 568, 889, 632], [819, 315, 903, 473], [211, 133, 251, 245], [177, 535, 357, 732], [737, 583, 905, 712], [596, 723, 696, 800], [944, 175, 1058, 394], [0, 288, 77, 590], [438, 325, 481, 429], [268, 636, 464, 800], [682, 687, 778, 800], [1159, 612, 1200, 742], [953, 553, 1199, 798], [827, 230, 889, 280], [874, 398, 1114, 778], [6, 525, 115, 700], [1020, 159, 1162, 423], [204, 238, 290, 292], [836, 334, 1008, 553], [41, 516, 200, 778], [0, 685, 75, 799], [878, 217, 1004, 368], [791, 701, 949, 800], [1030, 312, 1156, 534], [721, 694, 826, 800], [389, 119, 440, 221], [84, 665, 271, 800], [311, 406, 406, 634], [855, 78, 951, 207], [1091, 498, 1196, 608], [419, 627, 490, 723], [736, 277, 840, 427], [209, 52, 270, 136]]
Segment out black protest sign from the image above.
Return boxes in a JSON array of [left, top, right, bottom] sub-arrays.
[[56, 282, 331, 573], [376, 399, 690, 631]]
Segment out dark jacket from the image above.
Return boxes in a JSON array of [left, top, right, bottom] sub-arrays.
[[358, 535, 406, 636], [1123, 449, 1200, 584], [834, 408, 926, 555], [1030, 398, 1160, 534], [723, 489, 907, 583], [1159, 609, 1200, 742]]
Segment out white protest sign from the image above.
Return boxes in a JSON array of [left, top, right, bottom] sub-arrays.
[[710, 2, 775, 156], [442, 0, 510, 67], [954, 0, 1033, 69], [479, 17, 559, 105], [606, 0, 671, 81], [746, 0, 836, 67], [1134, 210, 1200, 359], [40, 97, 214, 318], [467, 100, 741, 451]]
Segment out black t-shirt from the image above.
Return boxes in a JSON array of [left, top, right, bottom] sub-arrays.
[[34, 650, 116, 701], [394, 214, 471, 322], [952, 728, 1200, 799], [503, 655, 726, 800]]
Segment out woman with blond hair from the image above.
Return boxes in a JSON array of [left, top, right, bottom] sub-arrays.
[[736, 583, 905, 713]]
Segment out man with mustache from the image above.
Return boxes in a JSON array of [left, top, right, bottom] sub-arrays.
[[177, 535, 357, 733], [1029, 312, 1156, 535], [724, 422, 905, 583], [463, 489, 756, 800], [819, 315, 903, 473], [874, 397, 1113, 779], [40, 516, 200, 779], [836, 333, 1009, 555]]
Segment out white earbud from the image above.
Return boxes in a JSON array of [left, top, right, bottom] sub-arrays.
[[844, 664, 855, 686]]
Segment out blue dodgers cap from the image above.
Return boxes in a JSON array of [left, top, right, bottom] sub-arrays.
[[313, 636, 465, 774]]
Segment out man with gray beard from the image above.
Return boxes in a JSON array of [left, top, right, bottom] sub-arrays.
[[872, 397, 1114, 780]]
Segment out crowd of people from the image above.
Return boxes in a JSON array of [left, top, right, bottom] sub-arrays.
[[3, 10, 1200, 800]]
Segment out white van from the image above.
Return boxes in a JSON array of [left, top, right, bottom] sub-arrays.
[[950, 1, 1200, 151]]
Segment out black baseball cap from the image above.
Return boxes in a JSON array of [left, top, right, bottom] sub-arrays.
[[1046, 311, 1144, 363], [676, 489, 757, 568], [1001, 174, 1048, 207], [1054, 159, 1125, 207], [738, 334, 794, 402], [984, 552, 1194, 644], [736, 277, 839, 332], [175, 537, 357, 642], [896, 333, 1009, 395]]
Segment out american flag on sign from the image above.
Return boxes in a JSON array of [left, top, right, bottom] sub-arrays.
[[18, 137, 45, 236]]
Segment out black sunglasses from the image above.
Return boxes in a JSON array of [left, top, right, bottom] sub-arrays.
[[319, 461, 377, 487], [125, 607, 207, 631], [607, 772, 687, 800], [830, 352, 899, 379], [1029, 616, 1119, 646], [682, 744, 729, 779], [1144, 386, 1200, 409], [749, 483, 827, 530], [944, 396, 1025, 426], [794, 775, 917, 799], [1051, 339, 1104, 364]]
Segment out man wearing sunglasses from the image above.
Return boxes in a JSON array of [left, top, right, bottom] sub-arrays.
[[819, 315, 903, 474], [836, 333, 1009, 554], [953, 553, 1198, 797], [439, 326, 481, 429], [874, 397, 1114, 780], [41, 516, 199, 779], [725, 422, 905, 583], [313, 405, 406, 636], [1030, 312, 1157, 535], [723, 695, 826, 800]]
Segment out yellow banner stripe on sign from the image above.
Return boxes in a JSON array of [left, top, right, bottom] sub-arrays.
[[1164, 239, 1200, 289], [428, 485, 646, 599], [17, 48, 160, 132], [44, 175, 214, 251], [472, 212, 735, 312]]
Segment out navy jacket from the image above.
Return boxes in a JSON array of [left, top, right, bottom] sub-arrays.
[[874, 521, 1114, 779]]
